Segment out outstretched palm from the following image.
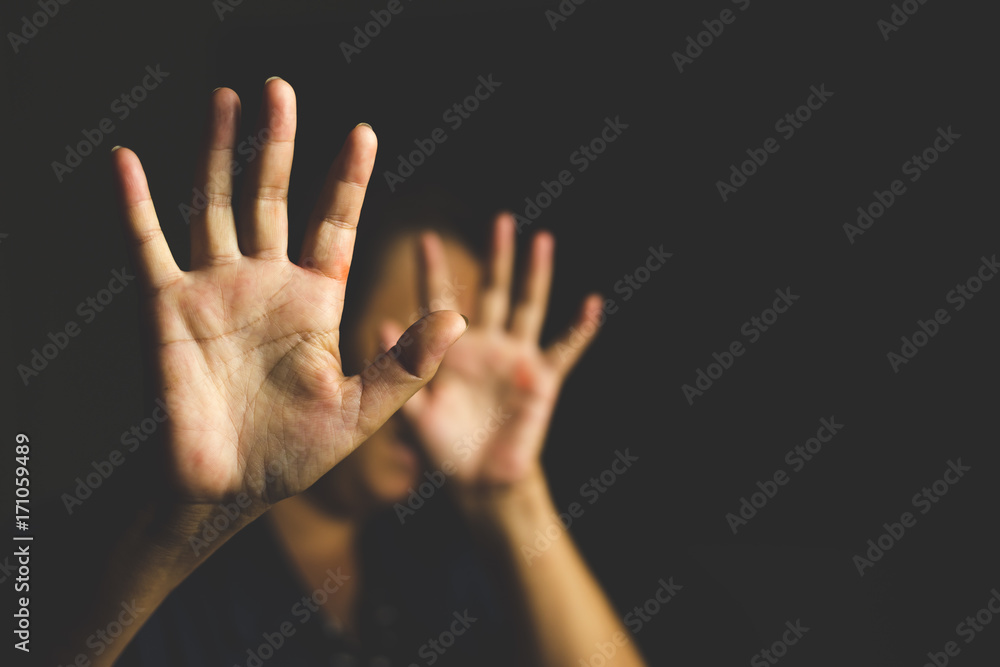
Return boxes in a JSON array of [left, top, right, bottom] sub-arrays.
[[383, 217, 604, 487], [112, 79, 466, 507]]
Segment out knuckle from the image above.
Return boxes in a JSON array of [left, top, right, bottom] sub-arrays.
[[254, 185, 289, 202], [318, 213, 357, 231], [130, 227, 164, 249]]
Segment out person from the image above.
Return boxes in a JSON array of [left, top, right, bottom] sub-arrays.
[[51, 77, 646, 667]]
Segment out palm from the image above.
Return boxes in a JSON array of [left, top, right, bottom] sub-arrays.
[[113, 80, 466, 507], [411, 332, 560, 483], [391, 222, 603, 487], [154, 260, 350, 503]]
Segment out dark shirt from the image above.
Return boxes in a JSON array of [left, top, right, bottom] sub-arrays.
[[117, 507, 512, 667]]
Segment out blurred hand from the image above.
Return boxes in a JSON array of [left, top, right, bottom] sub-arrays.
[[380, 215, 603, 492], [111, 78, 467, 509]]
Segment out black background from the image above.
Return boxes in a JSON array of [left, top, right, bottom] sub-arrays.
[[3, 0, 998, 664]]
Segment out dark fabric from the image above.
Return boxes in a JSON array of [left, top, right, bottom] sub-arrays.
[[116, 507, 512, 667]]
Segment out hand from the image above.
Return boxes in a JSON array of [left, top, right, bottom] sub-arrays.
[[111, 78, 467, 510], [380, 214, 604, 491]]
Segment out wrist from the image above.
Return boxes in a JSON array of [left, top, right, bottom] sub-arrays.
[[453, 469, 556, 534], [140, 495, 264, 574], [49, 497, 265, 665]]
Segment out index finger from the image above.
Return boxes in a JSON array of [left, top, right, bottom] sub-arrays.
[[417, 232, 451, 315]]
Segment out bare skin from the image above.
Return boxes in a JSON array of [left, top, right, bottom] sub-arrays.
[[52, 78, 466, 667], [51, 78, 646, 667], [271, 219, 647, 666], [392, 223, 647, 667], [389, 223, 598, 488], [116, 80, 467, 508]]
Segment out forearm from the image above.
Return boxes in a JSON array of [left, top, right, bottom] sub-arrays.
[[460, 472, 647, 667], [50, 495, 263, 666]]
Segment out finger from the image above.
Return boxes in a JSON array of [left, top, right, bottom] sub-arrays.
[[509, 231, 554, 340], [377, 319, 405, 355], [478, 212, 515, 329], [111, 147, 182, 290], [299, 124, 377, 280], [352, 311, 468, 443], [417, 232, 450, 315], [379, 319, 429, 415], [545, 293, 604, 377], [238, 76, 296, 259], [190, 87, 241, 267]]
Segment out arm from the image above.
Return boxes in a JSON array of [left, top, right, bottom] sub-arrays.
[[49, 78, 467, 666], [461, 472, 646, 667], [390, 218, 646, 667]]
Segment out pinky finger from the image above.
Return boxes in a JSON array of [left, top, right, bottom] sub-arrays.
[[545, 293, 605, 377], [111, 147, 182, 289]]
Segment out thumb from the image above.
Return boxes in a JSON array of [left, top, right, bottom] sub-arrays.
[[378, 318, 430, 417], [353, 310, 468, 441]]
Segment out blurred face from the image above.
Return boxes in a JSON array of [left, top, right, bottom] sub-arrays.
[[309, 232, 482, 509]]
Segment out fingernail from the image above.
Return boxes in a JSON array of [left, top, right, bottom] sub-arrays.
[[355, 122, 372, 130], [111, 145, 122, 152], [461, 314, 470, 328], [265, 76, 282, 84], [212, 86, 223, 93]]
